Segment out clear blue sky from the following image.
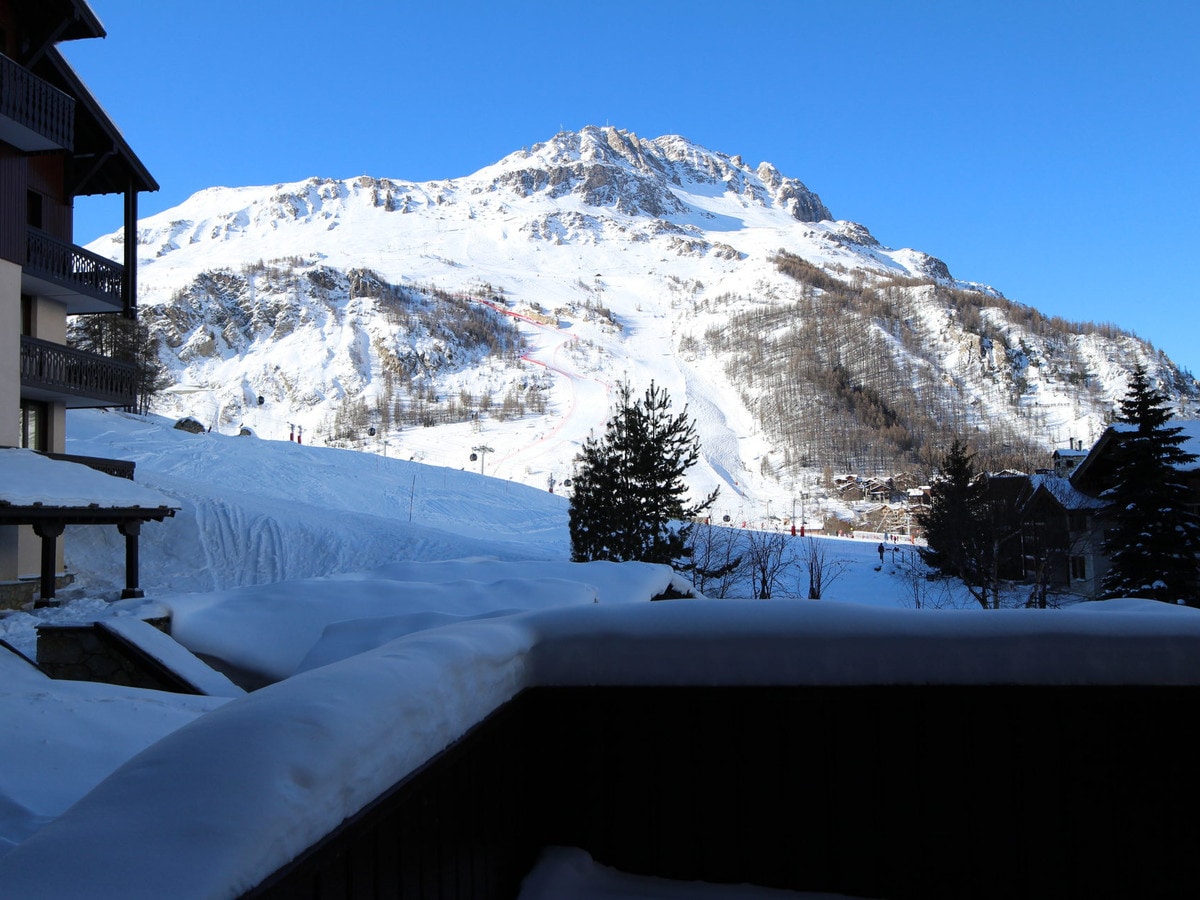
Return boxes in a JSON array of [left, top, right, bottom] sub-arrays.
[[66, 0, 1199, 378]]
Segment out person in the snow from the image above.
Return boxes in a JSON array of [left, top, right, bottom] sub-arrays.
[[877, 543, 885, 562]]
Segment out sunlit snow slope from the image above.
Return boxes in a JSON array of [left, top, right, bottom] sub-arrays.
[[87, 127, 1198, 516]]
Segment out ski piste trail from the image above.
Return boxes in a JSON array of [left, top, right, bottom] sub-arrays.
[[470, 292, 740, 511]]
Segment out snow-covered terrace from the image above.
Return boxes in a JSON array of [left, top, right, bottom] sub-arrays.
[[0, 448, 169, 511], [2, 598, 1198, 899], [0, 450, 177, 603]]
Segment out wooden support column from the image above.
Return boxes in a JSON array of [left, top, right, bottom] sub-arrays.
[[123, 178, 139, 318], [118, 519, 143, 599], [31, 522, 65, 607]]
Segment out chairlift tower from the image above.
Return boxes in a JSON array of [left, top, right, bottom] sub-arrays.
[[470, 445, 494, 475]]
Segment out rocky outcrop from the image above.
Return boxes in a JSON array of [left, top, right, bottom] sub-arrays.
[[492, 126, 832, 223]]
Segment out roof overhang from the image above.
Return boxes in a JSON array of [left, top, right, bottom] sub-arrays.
[[17, 0, 106, 53], [38, 48, 158, 197], [0, 504, 176, 527], [1068, 426, 1121, 492]]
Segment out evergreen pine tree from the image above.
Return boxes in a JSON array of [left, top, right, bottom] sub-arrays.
[[69, 314, 171, 415], [1098, 366, 1200, 605], [917, 439, 1023, 608], [569, 380, 717, 566], [917, 440, 988, 598], [917, 440, 976, 570]]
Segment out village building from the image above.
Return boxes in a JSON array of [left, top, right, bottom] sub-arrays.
[[0, 0, 169, 607], [992, 423, 1200, 601]]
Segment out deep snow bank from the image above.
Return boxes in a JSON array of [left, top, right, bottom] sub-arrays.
[[3, 600, 1200, 898]]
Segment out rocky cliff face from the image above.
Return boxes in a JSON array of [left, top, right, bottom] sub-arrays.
[[487, 126, 833, 222]]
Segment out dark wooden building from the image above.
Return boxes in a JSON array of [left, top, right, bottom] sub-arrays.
[[1, 0, 159, 605]]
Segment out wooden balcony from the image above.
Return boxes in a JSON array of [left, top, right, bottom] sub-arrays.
[[20, 335, 137, 409], [0, 52, 74, 152], [23, 227, 126, 314]]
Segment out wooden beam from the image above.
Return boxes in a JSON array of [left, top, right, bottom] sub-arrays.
[[117, 519, 143, 599], [31, 522, 65, 607], [123, 179, 138, 317]]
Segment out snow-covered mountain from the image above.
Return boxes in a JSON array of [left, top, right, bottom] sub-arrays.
[[87, 125, 1198, 514]]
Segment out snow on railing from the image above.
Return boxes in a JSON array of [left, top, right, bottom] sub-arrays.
[[3, 601, 1200, 898]]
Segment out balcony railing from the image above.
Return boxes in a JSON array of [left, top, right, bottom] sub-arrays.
[[0, 53, 74, 152], [7, 605, 1200, 898], [25, 227, 125, 313], [20, 335, 137, 409], [250, 684, 1200, 900]]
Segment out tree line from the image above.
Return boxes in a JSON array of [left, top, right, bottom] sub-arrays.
[[693, 249, 1200, 480]]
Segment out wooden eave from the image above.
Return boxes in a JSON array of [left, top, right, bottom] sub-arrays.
[[38, 47, 158, 197], [0, 503, 176, 527], [65, 0, 107, 41], [1068, 427, 1122, 495], [14, 0, 106, 61]]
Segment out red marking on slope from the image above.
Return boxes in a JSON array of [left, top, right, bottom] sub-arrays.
[[459, 293, 609, 473]]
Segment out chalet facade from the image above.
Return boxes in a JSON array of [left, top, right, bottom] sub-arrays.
[[1, 0, 161, 606], [1062, 421, 1200, 598], [997, 423, 1200, 601], [1012, 472, 1106, 601], [1051, 441, 1088, 477]]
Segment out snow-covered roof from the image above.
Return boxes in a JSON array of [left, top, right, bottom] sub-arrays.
[[1028, 472, 1106, 510], [1074, 419, 1200, 485], [0, 449, 173, 509]]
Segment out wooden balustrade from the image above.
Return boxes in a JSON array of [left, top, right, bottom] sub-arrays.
[[19, 335, 137, 408], [24, 227, 125, 311], [0, 52, 75, 150], [247, 684, 1200, 900]]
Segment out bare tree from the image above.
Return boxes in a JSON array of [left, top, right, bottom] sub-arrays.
[[894, 545, 956, 609], [685, 523, 745, 598], [69, 314, 170, 415], [796, 537, 851, 599], [743, 529, 792, 599]]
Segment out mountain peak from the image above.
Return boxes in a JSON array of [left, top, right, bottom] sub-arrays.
[[489, 126, 832, 223], [83, 127, 1197, 512]]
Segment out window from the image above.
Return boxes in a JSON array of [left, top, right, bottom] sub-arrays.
[[1070, 555, 1087, 581], [27, 190, 43, 229], [20, 401, 48, 451], [21, 294, 33, 336]]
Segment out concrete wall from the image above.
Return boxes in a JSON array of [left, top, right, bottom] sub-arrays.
[[0, 264, 68, 584], [27, 295, 67, 454], [0, 257, 19, 448], [0, 259, 19, 583]]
